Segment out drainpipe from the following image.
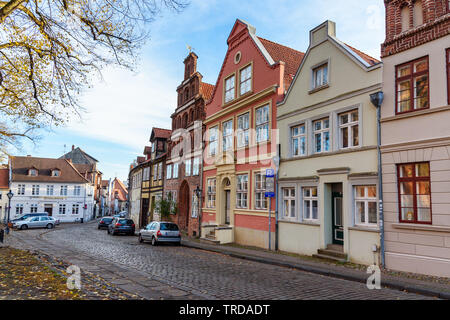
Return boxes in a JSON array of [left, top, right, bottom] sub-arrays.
[[275, 144, 281, 251], [370, 91, 385, 268]]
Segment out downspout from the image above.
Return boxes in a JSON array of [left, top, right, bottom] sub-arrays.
[[275, 143, 280, 251], [370, 91, 385, 268]]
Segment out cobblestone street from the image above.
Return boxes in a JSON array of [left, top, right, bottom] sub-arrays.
[[4, 222, 438, 300]]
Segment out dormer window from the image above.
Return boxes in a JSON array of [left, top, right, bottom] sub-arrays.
[[29, 168, 38, 176], [152, 143, 156, 153], [312, 63, 328, 89], [52, 169, 60, 177]]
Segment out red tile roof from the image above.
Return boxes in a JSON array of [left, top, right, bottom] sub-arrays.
[[112, 178, 128, 201], [201, 82, 215, 101], [258, 37, 305, 89], [152, 128, 172, 140], [0, 168, 8, 189], [344, 43, 380, 66], [136, 156, 145, 164]]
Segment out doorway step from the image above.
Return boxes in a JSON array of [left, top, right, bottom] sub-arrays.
[[200, 228, 220, 245], [312, 244, 348, 263]]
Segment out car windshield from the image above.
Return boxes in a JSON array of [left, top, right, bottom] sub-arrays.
[[118, 219, 134, 225], [160, 223, 179, 231], [102, 218, 113, 223]]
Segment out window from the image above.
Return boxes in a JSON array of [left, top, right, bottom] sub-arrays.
[[16, 204, 24, 216], [313, 118, 330, 153], [29, 169, 38, 176], [401, 5, 410, 32], [313, 63, 328, 89], [47, 185, 54, 196], [72, 204, 79, 215], [52, 170, 60, 177], [74, 186, 81, 196], [30, 204, 38, 213], [17, 184, 25, 195], [225, 75, 235, 103], [339, 110, 359, 149], [255, 173, 267, 210], [185, 159, 192, 177], [303, 187, 318, 221], [355, 186, 377, 226], [207, 179, 216, 208], [282, 188, 296, 219], [236, 174, 248, 209], [143, 167, 150, 181], [256, 105, 269, 143], [166, 164, 172, 180], [60, 185, 68, 196], [59, 204, 66, 215], [32, 185, 40, 196], [193, 157, 200, 176], [158, 163, 162, 180], [237, 113, 250, 148], [153, 165, 157, 181], [209, 126, 218, 156], [222, 120, 233, 151], [173, 163, 179, 179], [396, 57, 429, 114], [152, 143, 155, 153], [240, 65, 252, 95], [398, 162, 431, 224], [292, 124, 306, 156], [191, 193, 199, 218], [413, 1, 423, 27]]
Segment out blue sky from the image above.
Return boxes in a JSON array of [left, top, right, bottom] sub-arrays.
[[18, 0, 385, 181]]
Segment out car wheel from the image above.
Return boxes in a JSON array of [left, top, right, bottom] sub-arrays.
[[97, 226, 100, 230], [151, 237, 157, 246], [107, 228, 110, 234], [112, 230, 116, 236], [46, 223, 53, 229], [138, 234, 144, 243], [20, 224, 28, 230]]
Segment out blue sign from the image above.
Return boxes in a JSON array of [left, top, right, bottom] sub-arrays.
[[266, 169, 275, 178]]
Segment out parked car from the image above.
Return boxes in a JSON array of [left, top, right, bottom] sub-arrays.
[[98, 217, 114, 230], [13, 216, 57, 230], [108, 218, 135, 236], [11, 213, 48, 223], [138, 221, 181, 246]]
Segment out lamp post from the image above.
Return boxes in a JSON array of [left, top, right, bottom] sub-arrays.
[[370, 91, 385, 268], [6, 190, 14, 234], [194, 185, 202, 238]]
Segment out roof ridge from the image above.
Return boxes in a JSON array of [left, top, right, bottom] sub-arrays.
[[65, 159, 91, 184], [257, 36, 305, 55]]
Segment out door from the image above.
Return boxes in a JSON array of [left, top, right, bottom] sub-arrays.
[[225, 190, 231, 225], [332, 192, 344, 245], [44, 205, 53, 217], [141, 198, 149, 228], [29, 217, 41, 228]]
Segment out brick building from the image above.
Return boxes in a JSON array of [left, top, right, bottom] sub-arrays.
[[164, 52, 214, 237], [380, 0, 450, 277]]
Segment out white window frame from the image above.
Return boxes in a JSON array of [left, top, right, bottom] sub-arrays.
[[74, 186, 81, 196], [254, 172, 267, 210], [209, 126, 218, 156], [72, 204, 80, 215], [239, 65, 252, 96], [193, 157, 200, 176], [30, 204, 38, 213], [225, 75, 235, 103], [222, 120, 233, 152], [158, 163, 162, 180], [59, 204, 66, 215], [303, 187, 319, 221], [313, 118, 330, 154], [185, 159, 192, 177], [60, 185, 68, 196], [47, 185, 54, 196], [32, 185, 40, 196], [16, 204, 24, 216], [291, 124, 306, 157], [282, 187, 296, 220], [237, 112, 250, 148], [166, 164, 173, 180], [339, 109, 359, 149], [207, 178, 216, 208], [256, 105, 270, 143], [312, 63, 329, 89], [354, 185, 378, 227], [236, 174, 248, 209], [17, 184, 25, 195]]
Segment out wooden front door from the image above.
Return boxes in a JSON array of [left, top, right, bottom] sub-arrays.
[[141, 198, 149, 228], [332, 192, 344, 245], [179, 182, 190, 231], [44, 205, 53, 217]]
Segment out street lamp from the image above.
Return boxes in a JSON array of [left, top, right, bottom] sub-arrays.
[[370, 91, 385, 268], [6, 190, 14, 234]]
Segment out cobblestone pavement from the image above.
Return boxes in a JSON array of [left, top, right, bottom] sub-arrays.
[[5, 222, 438, 300]]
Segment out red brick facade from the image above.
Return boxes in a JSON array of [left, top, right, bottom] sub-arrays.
[[381, 0, 449, 57], [164, 52, 214, 237]]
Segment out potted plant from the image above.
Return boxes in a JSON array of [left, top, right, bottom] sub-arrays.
[[155, 197, 177, 222]]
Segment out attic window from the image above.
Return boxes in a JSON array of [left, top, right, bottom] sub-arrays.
[[234, 51, 242, 64], [29, 169, 38, 176], [52, 170, 60, 177]]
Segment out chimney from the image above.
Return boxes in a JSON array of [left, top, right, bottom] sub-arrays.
[[72, 145, 75, 151], [27, 155, 31, 157]]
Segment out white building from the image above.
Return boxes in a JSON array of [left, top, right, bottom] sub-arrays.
[[0, 166, 9, 222], [9, 156, 95, 223]]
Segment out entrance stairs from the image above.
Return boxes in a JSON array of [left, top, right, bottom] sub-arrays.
[[313, 244, 348, 263]]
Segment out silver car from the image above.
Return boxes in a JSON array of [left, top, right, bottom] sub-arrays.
[[138, 221, 181, 246], [14, 216, 57, 230]]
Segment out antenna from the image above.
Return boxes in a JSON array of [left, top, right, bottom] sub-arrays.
[[186, 44, 195, 53], [63, 144, 66, 155]]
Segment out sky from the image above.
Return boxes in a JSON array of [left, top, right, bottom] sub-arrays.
[[18, 0, 386, 182]]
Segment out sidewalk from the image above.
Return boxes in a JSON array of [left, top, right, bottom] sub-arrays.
[[181, 237, 450, 300]]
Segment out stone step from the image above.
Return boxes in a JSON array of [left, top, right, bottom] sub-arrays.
[[317, 248, 348, 259], [200, 237, 220, 245], [326, 244, 344, 252], [312, 253, 347, 263]]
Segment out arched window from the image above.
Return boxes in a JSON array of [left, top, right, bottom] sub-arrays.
[[413, 1, 423, 27], [183, 113, 188, 128], [185, 88, 189, 101], [190, 109, 194, 123], [401, 5, 411, 32]]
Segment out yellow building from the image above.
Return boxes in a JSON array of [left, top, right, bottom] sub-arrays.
[[276, 21, 383, 265]]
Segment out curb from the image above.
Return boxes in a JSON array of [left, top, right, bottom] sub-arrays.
[[181, 241, 449, 300]]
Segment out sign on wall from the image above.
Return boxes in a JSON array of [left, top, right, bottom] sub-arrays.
[[265, 169, 275, 198]]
